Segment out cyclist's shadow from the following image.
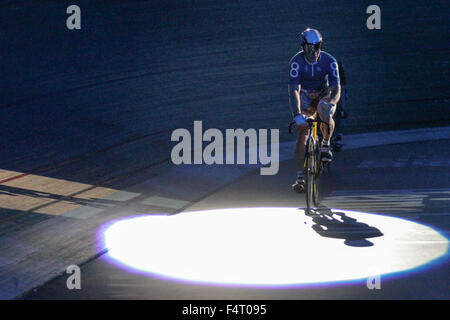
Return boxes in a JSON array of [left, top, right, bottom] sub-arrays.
[[307, 209, 383, 247]]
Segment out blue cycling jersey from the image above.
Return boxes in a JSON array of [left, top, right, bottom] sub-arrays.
[[289, 51, 340, 91]]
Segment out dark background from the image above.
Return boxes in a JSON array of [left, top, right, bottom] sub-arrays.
[[0, 0, 449, 301], [1, 0, 449, 184]]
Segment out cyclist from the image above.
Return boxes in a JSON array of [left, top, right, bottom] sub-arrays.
[[288, 28, 341, 192]]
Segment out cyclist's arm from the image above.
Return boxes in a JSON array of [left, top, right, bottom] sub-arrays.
[[288, 83, 301, 115], [320, 57, 341, 105]]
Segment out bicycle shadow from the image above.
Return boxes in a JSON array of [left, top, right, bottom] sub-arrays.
[[306, 208, 384, 247]]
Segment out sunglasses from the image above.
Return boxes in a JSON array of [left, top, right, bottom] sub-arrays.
[[304, 43, 322, 52]]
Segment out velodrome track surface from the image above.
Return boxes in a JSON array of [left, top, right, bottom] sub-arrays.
[[0, 1, 449, 299], [22, 132, 450, 300]]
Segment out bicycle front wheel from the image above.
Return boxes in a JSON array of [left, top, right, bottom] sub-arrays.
[[312, 143, 320, 206], [305, 138, 316, 211]]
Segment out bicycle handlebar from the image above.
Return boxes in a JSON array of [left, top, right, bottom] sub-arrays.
[[288, 118, 330, 134]]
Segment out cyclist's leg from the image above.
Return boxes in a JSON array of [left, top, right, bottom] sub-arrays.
[[293, 93, 314, 191], [317, 100, 336, 144], [292, 119, 310, 192], [296, 92, 317, 171], [317, 101, 336, 161], [295, 121, 309, 171]]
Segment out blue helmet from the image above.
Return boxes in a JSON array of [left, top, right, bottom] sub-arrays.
[[300, 28, 323, 46]]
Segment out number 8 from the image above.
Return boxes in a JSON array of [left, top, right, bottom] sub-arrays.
[[330, 62, 339, 78], [290, 62, 300, 78]]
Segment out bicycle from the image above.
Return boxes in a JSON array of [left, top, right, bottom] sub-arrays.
[[289, 117, 330, 214]]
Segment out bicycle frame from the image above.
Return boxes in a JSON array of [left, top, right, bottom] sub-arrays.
[[289, 118, 330, 214], [303, 118, 327, 171]]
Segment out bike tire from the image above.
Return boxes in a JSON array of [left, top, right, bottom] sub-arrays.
[[312, 143, 320, 206], [305, 139, 315, 212]]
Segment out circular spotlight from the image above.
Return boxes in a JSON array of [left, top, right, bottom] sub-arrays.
[[102, 208, 448, 286]]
